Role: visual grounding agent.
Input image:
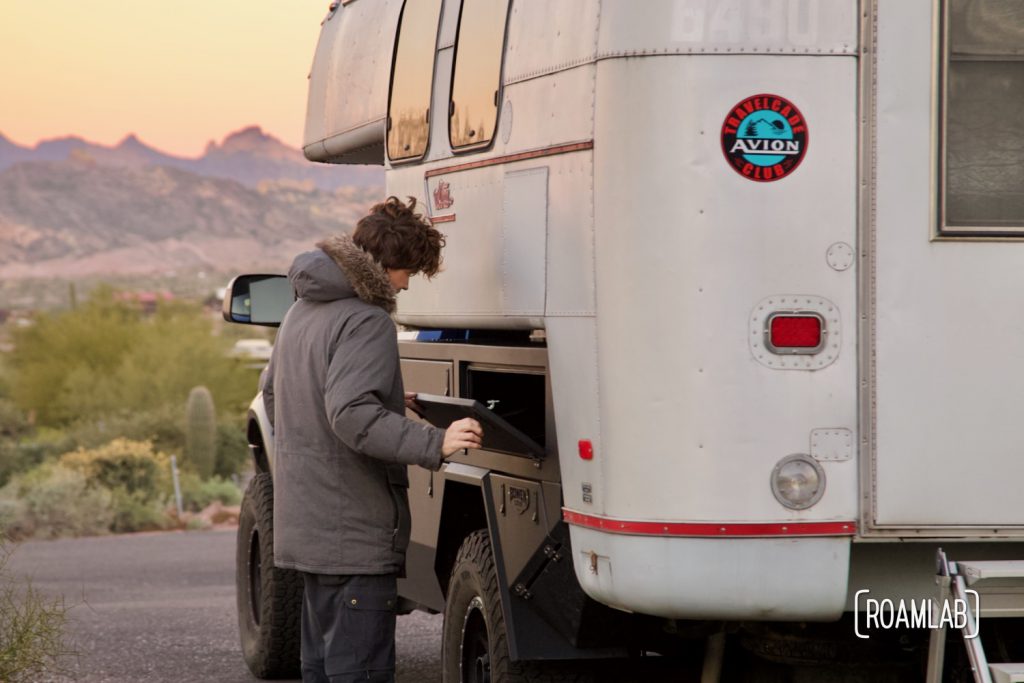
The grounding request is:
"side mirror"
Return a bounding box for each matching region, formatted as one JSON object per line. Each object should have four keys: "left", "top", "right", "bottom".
{"left": 223, "top": 274, "right": 294, "bottom": 327}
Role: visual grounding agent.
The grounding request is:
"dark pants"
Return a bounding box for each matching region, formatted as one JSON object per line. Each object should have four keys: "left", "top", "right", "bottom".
{"left": 300, "top": 572, "right": 398, "bottom": 683}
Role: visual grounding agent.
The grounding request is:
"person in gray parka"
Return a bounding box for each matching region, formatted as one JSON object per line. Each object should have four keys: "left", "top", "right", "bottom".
{"left": 262, "top": 196, "right": 482, "bottom": 683}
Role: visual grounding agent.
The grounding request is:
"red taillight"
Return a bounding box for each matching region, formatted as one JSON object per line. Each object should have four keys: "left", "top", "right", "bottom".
{"left": 578, "top": 439, "right": 594, "bottom": 460}
{"left": 769, "top": 315, "right": 822, "bottom": 349}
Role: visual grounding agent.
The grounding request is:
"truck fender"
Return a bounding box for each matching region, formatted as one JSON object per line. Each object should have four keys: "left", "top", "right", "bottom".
{"left": 246, "top": 391, "right": 273, "bottom": 475}
{"left": 434, "top": 463, "right": 627, "bottom": 661}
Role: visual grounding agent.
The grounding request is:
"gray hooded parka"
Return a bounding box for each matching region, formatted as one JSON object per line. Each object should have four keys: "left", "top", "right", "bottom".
{"left": 263, "top": 234, "right": 445, "bottom": 575}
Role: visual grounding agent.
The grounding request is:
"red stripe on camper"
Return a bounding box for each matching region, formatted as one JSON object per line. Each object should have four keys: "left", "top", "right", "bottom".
{"left": 562, "top": 509, "right": 856, "bottom": 537}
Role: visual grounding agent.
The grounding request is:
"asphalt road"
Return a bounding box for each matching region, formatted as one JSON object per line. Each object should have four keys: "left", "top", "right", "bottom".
{"left": 7, "top": 529, "right": 698, "bottom": 682}
{"left": 5, "top": 529, "right": 443, "bottom": 683}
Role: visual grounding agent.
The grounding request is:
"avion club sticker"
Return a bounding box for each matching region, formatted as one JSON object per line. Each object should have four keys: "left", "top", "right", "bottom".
{"left": 721, "top": 94, "right": 808, "bottom": 182}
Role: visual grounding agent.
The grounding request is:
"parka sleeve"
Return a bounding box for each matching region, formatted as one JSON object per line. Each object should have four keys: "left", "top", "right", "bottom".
{"left": 324, "top": 311, "right": 445, "bottom": 470}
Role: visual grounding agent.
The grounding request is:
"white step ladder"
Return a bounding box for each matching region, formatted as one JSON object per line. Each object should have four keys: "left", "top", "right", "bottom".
{"left": 927, "top": 549, "right": 1024, "bottom": 683}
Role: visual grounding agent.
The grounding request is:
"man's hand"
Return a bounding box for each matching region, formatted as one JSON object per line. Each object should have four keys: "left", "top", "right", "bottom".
{"left": 404, "top": 392, "right": 419, "bottom": 411}
{"left": 442, "top": 418, "right": 483, "bottom": 457}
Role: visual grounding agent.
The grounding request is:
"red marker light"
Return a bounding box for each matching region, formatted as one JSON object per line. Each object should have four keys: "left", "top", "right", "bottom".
{"left": 578, "top": 440, "right": 594, "bottom": 461}
{"left": 769, "top": 315, "right": 823, "bottom": 349}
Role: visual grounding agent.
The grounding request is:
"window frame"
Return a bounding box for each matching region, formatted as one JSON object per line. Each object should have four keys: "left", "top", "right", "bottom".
{"left": 447, "top": 0, "right": 513, "bottom": 155}
{"left": 386, "top": 0, "right": 444, "bottom": 166}
{"left": 938, "top": 0, "right": 1024, "bottom": 237}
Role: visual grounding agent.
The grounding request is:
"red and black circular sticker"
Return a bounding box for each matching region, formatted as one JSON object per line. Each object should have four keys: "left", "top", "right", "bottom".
{"left": 721, "top": 94, "right": 808, "bottom": 182}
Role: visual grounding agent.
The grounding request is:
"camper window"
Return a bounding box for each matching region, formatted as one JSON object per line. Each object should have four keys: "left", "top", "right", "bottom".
{"left": 387, "top": 0, "right": 442, "bottom": 163}
{"left": 941, "top": 0, "right": 1024, "bottom": 234}
{"left": 449, "top": 0, "right": 510, "bottom": 152}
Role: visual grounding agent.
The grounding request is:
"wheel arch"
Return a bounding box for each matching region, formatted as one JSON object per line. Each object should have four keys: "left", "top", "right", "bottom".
{"left": 434, "top": 478, "right": 491, "bottom": 598}
{"left": 246, "top": 392, "right": 273, "bottom": 475}
{"left": 246, "top": 416, "right": 270, "bottom": 475}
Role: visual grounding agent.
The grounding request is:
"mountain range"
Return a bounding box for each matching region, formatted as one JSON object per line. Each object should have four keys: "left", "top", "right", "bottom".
{"left": 0, "top": 126, "right": 383, "bottom": 191}
{"left": 0, "top": 128, "right": 386, "bottom": 303}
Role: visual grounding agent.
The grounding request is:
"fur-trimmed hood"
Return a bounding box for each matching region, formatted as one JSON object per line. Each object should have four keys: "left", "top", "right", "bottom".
{"left": 287, "top": 233, "right": 396, "bottom": 314}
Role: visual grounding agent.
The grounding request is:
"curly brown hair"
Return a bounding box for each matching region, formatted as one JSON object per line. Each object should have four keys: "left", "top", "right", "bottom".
{"left": 352, "top": 196, "right": 446, "bottom": 278}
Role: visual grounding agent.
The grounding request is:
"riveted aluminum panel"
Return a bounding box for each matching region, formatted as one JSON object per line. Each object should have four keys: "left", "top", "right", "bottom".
{"left": 545, "top": 151, "right": 596, "bottom": 317}
{"left": 503, "top": 0, "right": 599, "bottom": 84}
{"left": 546, "top": 317, "right": 604, "bottom": 514}
{"left": 597, "top": 0, "right": 858, "bottom": 56}
{"left": 497, "top": 65, "right": 597, "bottom": 156}
{"left": 811, "top": 428, "right": 853, "bottom": 462}
{"left": 388, "top": 44, "right": 595, "bottom": 329}
{"left": 592, "top": 54, "right": 858, "bottom": 523}
{"left": 303, "top": 0, "right": 404, "bottom": 163}
{"left": 392, "top": 149, "right": 591, "bottom": 329}
{"left": 501, "top": 167, "right": 548, "bottom": 316}
{"left": 394, "top": 165, "right": 511, "bottom": 322}
{"left": 870, "top": 0, "right": 1024, "bottom": 528}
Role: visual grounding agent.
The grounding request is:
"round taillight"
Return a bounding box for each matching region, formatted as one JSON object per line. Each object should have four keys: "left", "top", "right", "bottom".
{"left": 771, "top": 454, "right": 825, "bottom": 510}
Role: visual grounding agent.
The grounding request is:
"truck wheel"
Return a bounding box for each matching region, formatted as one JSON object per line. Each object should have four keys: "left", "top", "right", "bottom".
{"left": 442, "top": 530, "right": 593, "bottom": 683}
{"left": 236, "top": 473, "right": 302, "bottom": 679}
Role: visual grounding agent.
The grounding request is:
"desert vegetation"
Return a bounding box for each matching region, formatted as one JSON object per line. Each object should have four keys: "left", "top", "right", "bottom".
{"left": 0, "top": 287, "right": 262, "bottom": 539}
{"left": 0, "top": 538, "right": 74, "bottom": 681}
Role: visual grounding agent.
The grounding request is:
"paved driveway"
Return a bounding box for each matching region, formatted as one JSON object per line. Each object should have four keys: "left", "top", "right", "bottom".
{"left": 5, "top": 529, "right": 442, "bottom": 682}
{"left": 7, "top": 528, "right": 700, "bottom": 682}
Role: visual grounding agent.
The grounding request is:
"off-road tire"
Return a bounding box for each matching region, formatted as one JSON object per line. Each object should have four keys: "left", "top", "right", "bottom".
{"left": 236, "top": 473, "right": 302, "bottom": 679}
{"left": 442, "top": 529, "right": 594, "bottom": 683}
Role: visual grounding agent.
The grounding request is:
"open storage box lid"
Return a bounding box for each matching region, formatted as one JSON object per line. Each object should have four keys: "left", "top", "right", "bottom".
{"left": 410, "top": 394, "right": 546, "bottom": 460}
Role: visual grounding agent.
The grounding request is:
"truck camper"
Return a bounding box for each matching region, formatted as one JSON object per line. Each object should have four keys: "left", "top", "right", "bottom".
{"left": 224, "top": 1, "right": 1024, "bottom": 681}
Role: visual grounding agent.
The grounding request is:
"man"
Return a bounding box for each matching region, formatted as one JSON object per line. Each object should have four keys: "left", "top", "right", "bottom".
{"left": 263, "top": 196, "right": 482, "bottom": 683}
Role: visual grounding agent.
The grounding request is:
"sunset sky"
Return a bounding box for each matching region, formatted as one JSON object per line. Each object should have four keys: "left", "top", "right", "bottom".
{"left": 0, "top": 1, "right": 331, "bottom": 157}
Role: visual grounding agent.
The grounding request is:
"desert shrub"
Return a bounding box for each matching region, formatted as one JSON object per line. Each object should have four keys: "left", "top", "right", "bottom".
{"left": 8, "top": 288, "right": 138, "bottom": 426}
{"left": 0, "top": 439, "right": 179, "bottom": 538}
{"left": 0, "top": 441, "right": 53, "bottom": 490}
{"left": 61, "top": 405, "right": 185, "bottom": 457}
{"left": 60, "top": 439, "right": 170, "bottom": 496}
{"left": 60, "top": 439, "right": 171, "bottom": 533}
{"left": 0, "top": 540, "right": 74, "bottom": 681}
{"left": 0, "top": 464, "right": 113, "bottom": 540}
{"left": 0, "top": 399, "right": 29, "bottom": 439}
{"left": 214, "top": 418, "right": 250, "bottom": 478}
{"left": 178, "top": 473, "right": 242, "bottom": 512}
{"left": 9, "top": 291, "right": 255, "bottom": 429}
{"left": 0, "top": 408, "right": 188, "bottom": 490}
{"left": 105, "top": 493, "right": 168, "bottom": 534}
{"left": 3, "top": 427, "right": 76, "bottom": 468}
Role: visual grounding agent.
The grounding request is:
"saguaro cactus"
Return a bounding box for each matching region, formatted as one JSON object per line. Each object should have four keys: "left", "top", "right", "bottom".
{"left": 185, "top": 386, "right": 217, "bottom": 480}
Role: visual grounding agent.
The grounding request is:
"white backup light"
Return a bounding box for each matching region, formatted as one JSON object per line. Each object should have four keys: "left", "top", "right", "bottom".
{"left": 771, "top": 454, "right": 825, "bottom": 510}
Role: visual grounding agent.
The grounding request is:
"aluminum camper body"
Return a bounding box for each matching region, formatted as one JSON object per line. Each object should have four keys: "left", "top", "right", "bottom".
{"left": 257, "top": 0, "right": 1024, "bottom": 670}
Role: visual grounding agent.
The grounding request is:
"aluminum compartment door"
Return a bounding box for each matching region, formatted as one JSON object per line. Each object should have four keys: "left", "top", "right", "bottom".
{"left": 870, "top": 0, "right": 1024, "bottom": 527}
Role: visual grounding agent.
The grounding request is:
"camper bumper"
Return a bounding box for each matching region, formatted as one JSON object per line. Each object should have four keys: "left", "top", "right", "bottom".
{"left": 565, "top": 515, "right": 853, "bottom": 621}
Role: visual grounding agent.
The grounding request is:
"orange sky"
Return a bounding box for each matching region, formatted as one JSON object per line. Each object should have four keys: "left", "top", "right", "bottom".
{"left": 0, "top": 1, "right": 331, "bottom": 157}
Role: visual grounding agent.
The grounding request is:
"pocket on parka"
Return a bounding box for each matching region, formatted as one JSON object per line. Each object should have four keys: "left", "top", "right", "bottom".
{"left": 388, "top": 484, "right": 411, "bottom": 553}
